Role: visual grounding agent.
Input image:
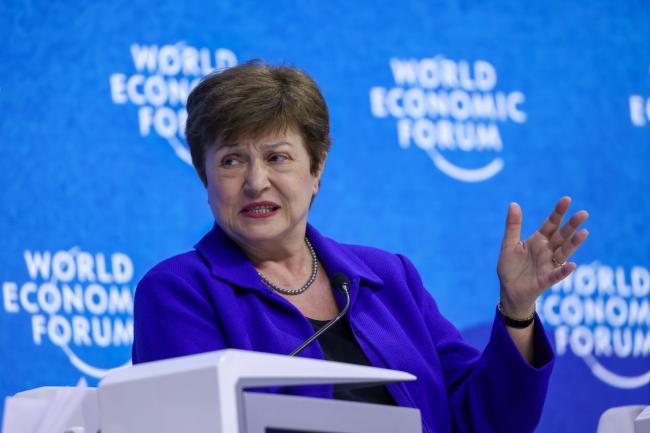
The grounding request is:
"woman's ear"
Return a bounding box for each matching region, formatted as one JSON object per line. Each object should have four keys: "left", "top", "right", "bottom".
{"left": 313, "top": 158, "right": 326, "bottom": 194}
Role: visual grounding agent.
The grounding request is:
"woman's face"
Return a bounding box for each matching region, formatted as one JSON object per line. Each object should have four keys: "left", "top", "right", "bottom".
{"left": 205, "top": 129, "right": 323, "bottom": 250}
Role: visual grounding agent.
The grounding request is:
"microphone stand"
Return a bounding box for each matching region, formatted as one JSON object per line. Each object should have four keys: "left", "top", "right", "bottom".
{"left": 289, "top": 276, "right": 350, "bottom": 357}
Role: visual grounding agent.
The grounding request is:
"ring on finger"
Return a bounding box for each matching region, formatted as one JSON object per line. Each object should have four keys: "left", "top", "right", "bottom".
{"left": 551, "top": 256, "right": 566, "bottom": 267}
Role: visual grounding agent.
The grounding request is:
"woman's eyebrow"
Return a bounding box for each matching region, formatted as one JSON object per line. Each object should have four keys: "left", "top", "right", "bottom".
{"left": 262, "top": 142, "right": 293, "bottom": 149}
{"left": 215, "top": 141, "right": 293, "bottom": 153}
{"left": 215, "top": 142, "right": 240, "bottom": 152}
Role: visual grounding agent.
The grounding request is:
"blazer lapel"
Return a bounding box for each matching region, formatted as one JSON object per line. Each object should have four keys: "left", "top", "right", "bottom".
{"left": 194, "top": 223, "right": 268, "bottom": 293}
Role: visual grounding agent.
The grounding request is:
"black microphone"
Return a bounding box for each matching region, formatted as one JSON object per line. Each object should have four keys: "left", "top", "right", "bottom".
{"left": 289, "top": 273, "right": 351, "bottom": 357}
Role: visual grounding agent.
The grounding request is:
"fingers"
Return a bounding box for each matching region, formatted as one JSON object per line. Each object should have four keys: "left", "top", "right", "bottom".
{"left": 548, "top": 261, "right": 577, "bottom": 286}
{"left": 501, "top": 202, "right": 522, "bottom": 248}
{"left": 538, "top": 196, "right": 572, "bottom": 238}
{"left": 549, "top": 210, "right": 590, "bottom": 250}
{"left": 552, "top": 229, "right": 589, "bottom": 265}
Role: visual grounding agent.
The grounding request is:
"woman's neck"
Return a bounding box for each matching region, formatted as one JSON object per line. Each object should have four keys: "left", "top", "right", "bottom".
{"left": 234, "top": 229, "right": 313, "bottom": 285}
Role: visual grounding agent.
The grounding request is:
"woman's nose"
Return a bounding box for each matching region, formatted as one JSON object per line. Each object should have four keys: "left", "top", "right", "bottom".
{"left": 243, "top": 161, "right": 270, "bottom": 196}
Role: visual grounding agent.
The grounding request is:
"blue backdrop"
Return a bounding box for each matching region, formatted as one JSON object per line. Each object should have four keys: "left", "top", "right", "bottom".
{"left": 1, "top": 1, "right": 649, "bottom": 431}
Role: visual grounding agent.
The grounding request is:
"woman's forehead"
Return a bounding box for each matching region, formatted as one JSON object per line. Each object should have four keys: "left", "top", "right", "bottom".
{"left": 215, "top": 129, "right": 304, "bottom": 152}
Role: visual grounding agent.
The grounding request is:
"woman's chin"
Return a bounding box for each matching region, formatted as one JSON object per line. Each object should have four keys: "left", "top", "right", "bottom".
{"left": 231, "top": 219, "right": 307, "bottom": 246}
{"left": 231, "top": 223, "right": 285, "bottom": 243}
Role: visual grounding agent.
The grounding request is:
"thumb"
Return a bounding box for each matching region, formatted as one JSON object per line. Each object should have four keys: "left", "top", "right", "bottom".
{"left": 501, "top": 202, "right": 522, "bottom": 249}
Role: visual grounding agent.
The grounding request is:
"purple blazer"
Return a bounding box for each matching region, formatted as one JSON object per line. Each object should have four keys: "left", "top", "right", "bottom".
{"left": 132, "top": 223, "right": 554, "bottom": 433}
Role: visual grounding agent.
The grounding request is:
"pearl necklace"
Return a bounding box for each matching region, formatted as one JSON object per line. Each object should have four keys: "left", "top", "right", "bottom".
{"left": 257, "top": 237, "right": 318, "bottom": 296}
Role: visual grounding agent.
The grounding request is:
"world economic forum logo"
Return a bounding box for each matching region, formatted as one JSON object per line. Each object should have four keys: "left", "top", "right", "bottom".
{"left": 370, "top": 56, "right": 526, "bottom": 183}
{"left": 109, "top": 42, "right": 238, "bottom": 165}
{"left": 1, "top": 248, "right": 135, "bottom": 378}
{"left": 537, "top": 262, "right": 650, "bottom": 389}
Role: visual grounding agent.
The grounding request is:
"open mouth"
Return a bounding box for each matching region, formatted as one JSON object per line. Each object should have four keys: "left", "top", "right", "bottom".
{"left": 244, "top": 205, "right": 279, "bottom": 214}
{"left": 241, "top": 202, "right": 281, "bottom": 217}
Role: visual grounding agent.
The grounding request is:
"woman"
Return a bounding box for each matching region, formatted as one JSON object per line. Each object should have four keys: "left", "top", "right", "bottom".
{"left": 132, "top": 61, "right": 589, "bottom": 433}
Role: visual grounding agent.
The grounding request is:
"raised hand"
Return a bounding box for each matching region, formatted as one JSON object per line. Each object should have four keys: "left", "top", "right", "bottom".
{"left": 497, "top": 197, "right": 589, "bottom": 319}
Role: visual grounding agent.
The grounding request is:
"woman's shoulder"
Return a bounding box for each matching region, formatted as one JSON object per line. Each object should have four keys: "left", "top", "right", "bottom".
{"left": 347, "top": 243, "right": 420, "bottom": 280}
{"left": 327, "top": 237, "right": 415, "bottom": 282}
{"left": 309, "top": 226, "right": 413, "bottom": 279}
{"left": 139, "top": 249, "right": 211, "bottom": 287}
{"left": 343, "top": 242, "right": 402, "bottom": 264}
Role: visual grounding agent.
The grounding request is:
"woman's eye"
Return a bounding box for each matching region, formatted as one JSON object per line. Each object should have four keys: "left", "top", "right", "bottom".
{"left": 268, "top": 153, "right": 289, "bottom": 163}
{"left": 220, "top": 156, "right": 241, "bottom": 167}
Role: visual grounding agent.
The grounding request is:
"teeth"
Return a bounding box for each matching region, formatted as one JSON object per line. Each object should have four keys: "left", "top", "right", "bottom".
{"left": 248, "top": 206, "right": 275, "bottom": 214}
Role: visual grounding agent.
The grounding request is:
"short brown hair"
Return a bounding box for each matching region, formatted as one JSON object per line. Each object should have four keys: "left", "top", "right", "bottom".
{"left": 185, "top": 60, "right": 331, "bottom": 185}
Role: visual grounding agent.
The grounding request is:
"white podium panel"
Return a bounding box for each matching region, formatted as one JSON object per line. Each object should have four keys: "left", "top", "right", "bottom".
{"left": 243, "top": 391, "right": 421, "bottom": 433}
{"left": 98, "top": 349, "right": 421, "bottom": 433}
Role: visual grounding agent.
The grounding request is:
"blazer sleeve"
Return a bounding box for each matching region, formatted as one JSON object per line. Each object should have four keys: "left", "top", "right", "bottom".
{"left": 132, "top": 270, "right": 227, "bottom": 364}
{"left": 398, "top": 254, "right": 554, "bottom": 433}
